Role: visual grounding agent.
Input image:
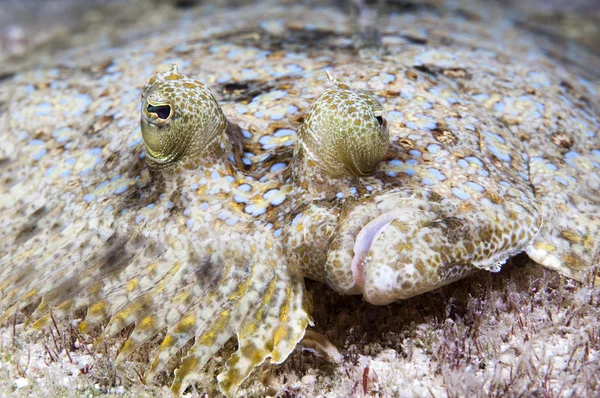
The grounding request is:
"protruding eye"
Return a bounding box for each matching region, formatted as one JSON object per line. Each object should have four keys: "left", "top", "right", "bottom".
{"left": 147, "top": 104, "right": 171, "bottom": 120}
{"left": 376, "top": 116, "right": 384, "bottom": 126}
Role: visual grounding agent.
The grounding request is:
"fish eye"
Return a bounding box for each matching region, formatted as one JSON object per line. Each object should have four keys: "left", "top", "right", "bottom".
{"left": 376, "top": 116, "right": 384, "bottom": 126}
{"left": 147, "top": 104, "right": 171, "bottom": 120}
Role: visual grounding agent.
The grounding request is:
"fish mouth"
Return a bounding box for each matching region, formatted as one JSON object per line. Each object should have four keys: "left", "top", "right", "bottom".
{"left": 351, "top": 209, "right": 416, "bottom": 296}
{"left": 349, "top": 204, "right": 440, "bottom": 305}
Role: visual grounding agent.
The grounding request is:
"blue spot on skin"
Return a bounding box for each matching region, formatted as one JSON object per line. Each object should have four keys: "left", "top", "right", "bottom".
{"left": 242, "top": 130, "right": 252, "bottom": 139}
{"left": 285, "top": 64, "right": 303, "bottom": 74}
{"left": 104, "top": 206, "right": 113, "bottom": 215}
{"left": 111, "top": 174, "right": 121, "bottom": 182}
{"left": 68, "top": 94, "right": 92, "bottom": 117}
{"left": 465, "top": 156, "right": 484, "bottom": 167}
{"left": 269, "top": 90, "right": 288, "bottom": 100}
{"left": 457, "top": 159, "right": 469, "bottom": 168}
{"left": 402, "top": 169, "right": 415, "bottom": 176}
{"left": 486, "top": 143, "right": 511, "bottom": 162}
{"left": 473, "top": 93, "right": 489, "bottom": 101}
{"left": 219, "top": 211, "right": 229, "bottom": 220}
{"left": 88, "top": 147, "right": 102, "bottom": 156}
{"left": 273, "top": 228, "right": 283, "bottom": 237}
{"left": 83, "top": 193, "right": 95, "bottom": 203}
{"left": 493, "top": 101, "right": 505, "bottom": 113}
{"left": 35, "top": 103, "right": 53, "bottom": 116}
{"left": 254, "top": 111, "right": 264, "bottom": 118}
{"left": 128, "top": 137, "right": 142, "bottom": 149}
{"left": 136, "top": 215, "right": 144, "bottom": 224}
{"left": 545, "top": 163, "right": 558, "bottom": 171}
{"left": 227, "top": 49, "right": 243, "bottom": 58}
{"left": 292, "top": 213, "right": 303, "bottom": 225}
{"left": 32, "top": 149, "right": 47, "bottom": 160}
{"left": 415, "top": 114, "right": 437, "bottom": 130}
{"left": 409, "top": 150, "right": 422, "bottom": 158}
{"left": 593, "top": 150, "right": 600, "bottom": 157}
{"left": 483, "top": 131, "right": 506, "bottom": 143}
{"left": 336, "top": 192, "right": 345, "bottom": 199}
{"left": 97, "top": 180, "right": 109, "bottom": 190}
{"left": 287, "top": 105, "right": 298, "bottom": 114}
{"left": 65, "top": 158, "right": 76, "bottom": 165}
{"left": 146, "top": 204, "right": 155, "bottom": 209}
{"left": 44, "top": 166, "right": 56, "bottom": 177}
{"left": 420, "top": 102, "right": 432, "bottom": 110}
{"left": 499, "top": 181, "right": 511, "bottom": 188}
{"left": 452, "top": 187, "right": 471, "bottom": 200}
{"left": 241, "top": 69, "right": 258, "bottom": 80}
{"left": 29, "top": 139, "right": 45, "bottom": 146}
{"left": 270, "top": 195, "right": 286, "bottom": 206}
{"left": 274, "top": 129, "right": 295, "bottom": 137}
{"left": 406, "top": 159, "right": 418, "bottom": 165}
{"left": 270, "top": 163, "right": 286, "bottom": 172}
{"left": 59, "top": 170, "right": 71, "bottom": 178}
{"left": 51, "top": 127, "right": 72, "bottom": 143}
{"left": 400, "top": 88, "right": 413, "bottom": 100}
{"left": 465, "top": 181, "right": 485, "bottom": 192}
{"left": 387, "top": 111, "right": 403, "bottom": 122}
{"left": 422, "top": 178, "right": 434, "bottom": 185}
{"left": 245, "top": 204, "right": 266, "bottom": 216}
{"left": 167, "top": 201, "right": 174, "bottom": 209}
{"left": 80, "top": 167, "right": 93, "bottom": 176}
{"left": 554, "top": 176, "right": 569, "bottom": 186}
{"left": 225, "top": 176, "right": 235, "bottom": 183}
{"left": 235, "top": 105, "right": 249, "bottom": 114}
{"left": 238, "top": 184, "right": 251, "bottom": 192}
{"left": 263, "top": 189, "right": 279, "bottom": 199}
{"left": 386, "top": 171, "right": 398, "bottom": 177}
{"left": 114, "top": 185, "right": 129, "bottom": 194}
{"left": 199, "top": 202, "right": 209, "bottom": 211}
{"left": 564, "top": 151, "right": 580, "bottom": 168}
{"left": 217, "top": 74, "right": 231, "bottom": 83}
{"left": 234, "top": 194, "right": 249, "bottom": 203}
{"left": 381, "top": 73, "right": 395, "bottom": 83}
{"left": 478, "top": 169, "right": 490, "bottom": 177}
{"left": 25, "top": 84, "right": 36, "bottom": 93}
{"left": 211, "top": 171, "right": 220, "bottom": 180}
{"left": 428, "top": 168, "right": 447, "bottom": 181}
{"left": 389, "top": 159, "right": 402, "bottom": 166}
{"left": 269, "top": 113, "right": 284, "bottom": 121}
{"left": 427, "top": 144, "right": 441, "bottom": 154}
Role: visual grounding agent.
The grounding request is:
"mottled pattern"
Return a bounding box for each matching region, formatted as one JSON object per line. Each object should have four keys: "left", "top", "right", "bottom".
{"left": 0, "top": 0, "right": 599, "bottom": 396}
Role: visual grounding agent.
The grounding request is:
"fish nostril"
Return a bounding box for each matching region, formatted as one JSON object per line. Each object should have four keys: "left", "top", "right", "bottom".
{"left": 376, "top": 116, "right": 384, "bottom": 126}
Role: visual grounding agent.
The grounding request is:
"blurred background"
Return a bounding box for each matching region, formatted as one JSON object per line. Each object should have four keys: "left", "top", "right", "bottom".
{"left": 0, "top": 0, "right": 599, "bottom": 75}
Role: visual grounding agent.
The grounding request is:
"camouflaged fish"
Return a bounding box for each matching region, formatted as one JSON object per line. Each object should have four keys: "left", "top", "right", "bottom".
{"left": 1, "top": 0, "right": 599, "bottom": 396}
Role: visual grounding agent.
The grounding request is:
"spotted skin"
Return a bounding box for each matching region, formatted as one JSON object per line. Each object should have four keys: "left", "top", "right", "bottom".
{"left": 1, "top": 1, "right": 600, "bottom": 396}
{"left": 0, "top": 65, "right": 310, "bottom": 397}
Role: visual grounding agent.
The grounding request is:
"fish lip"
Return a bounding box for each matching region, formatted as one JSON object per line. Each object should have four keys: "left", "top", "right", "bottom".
{"left": 351, "top": 209, "right": 407, "bottom": 291}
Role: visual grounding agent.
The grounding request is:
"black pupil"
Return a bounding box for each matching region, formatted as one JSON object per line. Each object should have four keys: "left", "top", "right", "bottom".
{"left": 147, "top": 104, "right": 171, "bottom": 119}
{"left": 376, "top": 116, "right": 384, "bottom": 126}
